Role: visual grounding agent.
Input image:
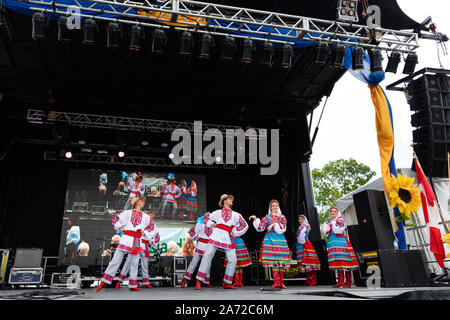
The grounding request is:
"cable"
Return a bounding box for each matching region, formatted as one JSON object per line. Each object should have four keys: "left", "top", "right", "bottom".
{"left": 310, "top": 96, "right": 329, "bottom": 148}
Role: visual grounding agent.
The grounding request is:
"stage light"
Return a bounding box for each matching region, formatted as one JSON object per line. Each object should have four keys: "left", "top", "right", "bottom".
{"left": 32, "top": 12, "right": 47, "bottom": 40}
{"left": 199, "top": 33, "right": 215, "bottom": 59}
{"left": 369, "top": 49, "right": 383, "bottom": 72}
{"left": 403, "top": 52, "right": 418, "bottom": 75}
{"left": 151, "top": 28, "right": 167, "bottom": 54}
{"left": 169, "top": 153, "right": 175, "bottom": 159}
{"left": 57, "top": 16, "right": 72, "bottom": 43}
{"left": 241, "top": 38, "right": 255, "bottom": 64}
{"left": 82, "top": 18, "right": 97, "bottom": 46}
{"left": 118, "top": 151, "right": 125, "bottom": 158}
{"left": 65, "top": 151, "right": 73, "bottom": 159}
{"left": 352, "top": 47, "right": 365, "bottom": 70}
{"left": 161, "top": 142, "right": 169, "bottom": 148}
{"left": 313, "top": 42, "right": 329, "bottom": 65}
{"left": 260, "top": 41, "right": 275, "bottom": 67}
{"left": 331, "top": 43, "right": 346, "bottom": 69}
{"left": 281, "top": 44, "right": 294, "bottom": 69}
{"left": 385, "top": 51, "right": 401, "bottom": 74}
{"left": 215, "top": 156, "right": 222, "bottom": 162}
{"left": 129, "top": 24, "right": 145, "bottom": 51}
{"left": 221, "top": 36, "right": 236, "bottom": 62}
{"left": 78, "top": 139, "right": 86, "bottom": 145}
{"left": 337, "top": 0, "right": 359, "bottom": 23}
{"left": 179, "top": 30, "right": 193, "bottom": 57}
{"left": 106, "top": 21, "right": 122, "bottom": 49}
{"left": 141, "top": 141, "right": 149, "bottom": 146}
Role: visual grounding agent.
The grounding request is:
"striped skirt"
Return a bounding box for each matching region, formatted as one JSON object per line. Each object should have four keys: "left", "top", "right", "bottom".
{"left": 296, "top": 240, "right": 321, "bottom": 272}
{"left": 327, "top": 234, "right": 359, "bottom": 271}
{"left": 259, "top": 231, "right": 293, "bottom": 269}
{"left": 177, "top": 195, "right": 187, "bottom": 209}
{"left": 224, "top": 237, "right": 252, "bottom": 268}
{"left": 186, "top": 195, "right": 197, "bottom": 211}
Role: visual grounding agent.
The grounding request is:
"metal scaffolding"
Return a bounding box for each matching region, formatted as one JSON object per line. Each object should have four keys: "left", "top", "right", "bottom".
{"left": 43, "top": 151, "right": 237, "bottom": 168}
{"left": 25, "top": 0, "right": 420, "bottom": 53}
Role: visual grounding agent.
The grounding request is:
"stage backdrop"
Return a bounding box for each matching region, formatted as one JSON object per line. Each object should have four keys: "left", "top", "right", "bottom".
{"left": 57, "top": 168, "right": 206, "bottom": 266}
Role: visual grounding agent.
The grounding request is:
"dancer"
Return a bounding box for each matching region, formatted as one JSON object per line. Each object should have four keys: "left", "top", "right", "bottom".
{"left": 160, "top": 175, "right": 182, "bottom": 220}
{"left": 195, "top": 194, "right": 248, "bottom": 290}
{"left": 180, "top": 212, "right": 213, "bottom": 288}
{"left": 177, "top": 179, "right": 188, "bottom": 220}
{"left": 115, "top": 214, "right": 160, "bottom": 289}
{"left": 96, "top": 196, "right": 154, "bottom": 292}
{"left": 249, "top": 199, "right": 292, "bottom": 289}
{"left": 224, "top": 235, "right": 252, "bottom": 288}
{"left": 124, "top": 172, "right": 145, "bottom": 210}
{"left": 320, "top": 206, "right": 359, "bottom": 288}
{"left": 296, "top": 215, "right": 321, "bottom": 286}
{"left": 185, "top": 180, "right": 198, "bottom": 221}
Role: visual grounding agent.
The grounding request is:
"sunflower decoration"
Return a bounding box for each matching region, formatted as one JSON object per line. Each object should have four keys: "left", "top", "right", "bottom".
{"left": 443, "top": 234, "right": 450, "bottom": 259}
{"left": 388, "top": 173, "right": 421, "bottom": 223}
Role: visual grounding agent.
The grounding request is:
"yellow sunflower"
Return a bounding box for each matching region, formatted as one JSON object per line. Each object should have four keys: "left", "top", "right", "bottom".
{"left": 443, "top": 233, "right": 450, "bottom": 249}
{"left": 388, "top": 174, "right": 421, "bottom": 221}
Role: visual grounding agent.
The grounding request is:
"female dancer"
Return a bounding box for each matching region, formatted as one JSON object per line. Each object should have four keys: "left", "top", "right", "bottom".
{"left": 296, "top": 215, "right": 321, "bottom": 286}
{"left": 320, "top": 206, "right": 359, "bottom": 288}
{"left": 249, "top": 199, "right": 292, "bottom": 289}
{"left": 96, "top": 196, "right": 154, "bottom": 292}
{"left": 185, "top": 180, "right": 198, "bottom": 221}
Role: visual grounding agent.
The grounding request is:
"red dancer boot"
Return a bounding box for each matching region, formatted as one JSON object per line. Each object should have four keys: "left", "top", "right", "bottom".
{"left": 180, "top": 278, "right": 187, "bottom": 288}
{"left": 144, "top": 284, "right": 152, "bottom": 288}
{"left": 223, "top": 282, "right": 236, "bottom": 289}
{"left": 270, "top": 269, "right": 279, "bottom": 289}
{"left": 238, "top": 272, "right": 244, "bottom": 287}
{"left": 96, "top": 281, "right": 107, "bottom": 292}
{"left": 195, "top": 279, "right": 202, "bottom": 290}
{"left": 188, "top": 212, "right": 195, "bottom": 221}
{"left": 279, "top": 270, "right": 287, "bottom": 289}
{"left": 129, "top": 287, "right": 140, "bottom": 291}
{"left": 233, "top": 272, "right": 240, "bottom": 287}
{"left": 304, "top": 272, "right": 311, "bottom": 286}
{"left": 333, "top": 271, "right": 345, "bottom": 288}
{"left": 115, "top": 281, "right": 122, "bottom": 289}
{"left": 309, "top": 271, "right": 317, "bottom": 286}
{"left": 345, "top": 271, "right": 352, "bottom": 288}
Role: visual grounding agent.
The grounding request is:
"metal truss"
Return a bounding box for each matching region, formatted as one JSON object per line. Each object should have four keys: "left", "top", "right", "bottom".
{"left": 43, "top": 151, "right": 237, "bottom": 169}
{"left": 26, "top": 108, "right": 244, "bottom": 133}
{"left": 25, "top": 0, "right": 420, "bottom": 53}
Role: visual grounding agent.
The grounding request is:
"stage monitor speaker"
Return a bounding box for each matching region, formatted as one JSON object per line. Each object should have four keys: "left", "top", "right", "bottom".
{"left": 378, "top": 249, "right": 431, "bottom": 287}
{"left": 408, "top": 72, "right": 450, "bottom": 177}
{"left": 353, "top": 190, "right": 395, "bottom": 252}
{"left": 13, "top": 248, "right": 43, "bottom": 268}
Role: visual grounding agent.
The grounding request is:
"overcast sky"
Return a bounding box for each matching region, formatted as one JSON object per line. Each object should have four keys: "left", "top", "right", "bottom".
{"left": 308, "top": 0, "right": 450, "bottom": 180}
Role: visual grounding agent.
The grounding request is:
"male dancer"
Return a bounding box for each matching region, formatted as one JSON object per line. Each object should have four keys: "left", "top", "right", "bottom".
{"left": 180, "top": 212, "right": 212, "bottom": 288}
{"left": 195, "top": 194, "right": 248, "bottom": 290}
{"left": 124, "top": 172, "right": 145, "bottom": 210}
{"left": 160, "top": 175, "right": 182, "bottom": 219}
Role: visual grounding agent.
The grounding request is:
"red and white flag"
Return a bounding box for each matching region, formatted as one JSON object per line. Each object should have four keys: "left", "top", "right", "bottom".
{"left": 414, "top": 156, "right": 446, "bottom": 269}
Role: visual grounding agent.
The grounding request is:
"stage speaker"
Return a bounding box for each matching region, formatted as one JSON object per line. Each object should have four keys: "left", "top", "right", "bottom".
{"left": 346, "top": 225, "right": 363, "bottom": 253}
{"left": 408, "top": 71, "right": 450, "bottom": 177}
{"left": 13, "top": 248, "right": 43, "bottom": 268}
{"left": 353, "top": 190, "right": 395, "bottom": 252}
{"left": 378, "top": 249, "right": 431, "bottom": 287}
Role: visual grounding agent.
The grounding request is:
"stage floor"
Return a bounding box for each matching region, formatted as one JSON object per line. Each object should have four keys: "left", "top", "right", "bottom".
{"left": 1, "top": 285, "right": 450, "bottom": 300}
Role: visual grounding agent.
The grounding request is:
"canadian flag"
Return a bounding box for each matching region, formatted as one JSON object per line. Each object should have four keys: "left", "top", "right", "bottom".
{"left": 414, "top": 156, "right": 446, "bottom": 269}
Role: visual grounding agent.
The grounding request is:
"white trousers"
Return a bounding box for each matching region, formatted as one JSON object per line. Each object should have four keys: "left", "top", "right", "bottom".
{"left": 196, "top": 244, "right": 237, "bottom": 284}
{"left": 101, "top": 249, "right": 140, "bottom": 288}
{"left": 118, "top": 251, "right": 150, "bottom": 285}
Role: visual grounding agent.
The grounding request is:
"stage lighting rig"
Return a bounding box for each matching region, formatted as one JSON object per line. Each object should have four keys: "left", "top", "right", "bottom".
{"left": 331, "top": 43, "right": 346, "bottom": 69}
{"left": 369, "top": 49, "right": 383, "bottom": 72}
{"left": 199, "top": 33, "right": 215, "bottom": 59}
{"left": 129, "top": 24, "right": 145, "bottom": 51}
{"left": 57, "top": 16, "right": 72, "bottom": 43}
{"left": 32, "top": 12, "right": 47, "bottom": 40}
{"left": 281, "top": 44, "right": 294, "bottom": 69}
{"left": 220, "top": 36, "right": 236, "bottom": 62}
{"left": 82, "top": 18, "right": 97, "bottom": 46}
{"left": 352, "top": 47, "right": 365, "bottom": 70}
{"left": 337, "top": 0, "right": 359, "bottom": 23}
{"left": 403, "top": 52, "right": 419, "bottom": 75}
{"left": 313, "top": 42, "right": 329, "bottom": 65}
{"left": 52, "top": 126, "right": 69, "bottom": 145}
{"left": 151, "top": 28, "right": 167, "bottom": 54}
{"left": 179, "top": 30, "right": 193, "bottom": 57}
{"left": 260, "top": 41, "right": 275, "bottom": 67}
{"left": 241, "top": 38, "right": 255, "bottom": 64}
{"left": 385, "top": 51, "right": 402, "bottom": 74}
{"left": 106, "top": 22, "right": 122, "bottom": 49}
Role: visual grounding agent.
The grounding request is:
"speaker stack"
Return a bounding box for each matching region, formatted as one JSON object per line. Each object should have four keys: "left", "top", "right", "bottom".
{"left": 408, "top": 71, "right": 450, "bottom": 177}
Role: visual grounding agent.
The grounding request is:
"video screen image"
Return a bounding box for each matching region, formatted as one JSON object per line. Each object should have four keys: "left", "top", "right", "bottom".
{"left": 58, "top": 169, "right": 207, "bottom": 267}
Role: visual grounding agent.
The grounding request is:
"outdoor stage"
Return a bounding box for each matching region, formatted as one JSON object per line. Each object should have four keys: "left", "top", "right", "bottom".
{"left": 1, "top": 285, "right": 450, "bottom": 300}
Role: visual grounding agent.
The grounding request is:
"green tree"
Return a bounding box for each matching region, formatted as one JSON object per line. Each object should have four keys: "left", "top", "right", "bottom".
{"left": 312, "top": 158, "right": 376, "bottom": 226}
